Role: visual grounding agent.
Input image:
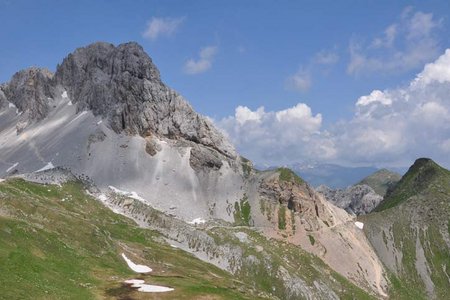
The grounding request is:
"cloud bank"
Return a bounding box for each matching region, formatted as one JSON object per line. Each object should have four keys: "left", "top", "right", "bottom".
{"left": 218, "top": 48, "right": 450, "bottom": 167}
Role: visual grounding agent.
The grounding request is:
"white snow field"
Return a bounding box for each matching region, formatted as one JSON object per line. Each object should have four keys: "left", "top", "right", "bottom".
{"left": 35, "top": 162, "right": 55, "bottom": 173}
{"left": 124, "top": 279, "right": 174, "bottom": 293}
{"left": 188, "top": 217, "right": 206, "bottom": 225}
{"left": 354, "top": 221, "right": 364, "bottom": 229}
{"left": 121, "top": 253, "right": 152, "bottom": 273}
{"left": 6, "top": 162, "right": 18, "bottom": 173}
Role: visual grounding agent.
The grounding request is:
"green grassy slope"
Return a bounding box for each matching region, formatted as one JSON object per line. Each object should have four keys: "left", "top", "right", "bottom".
{"left": 362, "top": 158, "right": 450, "bottom": 299}
{"left": 375, "top": 158, "right": 449, "bottom": 211}
{"left": 0, "top": 178, "right": 375, "bottom": 299}
{"left": 0, "top": 179, "right": 264, "bottom": 300}
{"left": 357, "top": 168, "right": 401, "bottom": 197}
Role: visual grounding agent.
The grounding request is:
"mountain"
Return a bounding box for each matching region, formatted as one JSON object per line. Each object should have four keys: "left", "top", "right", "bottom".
{"left": 0, "top": 42, "right": 384, "bottom": 299}
{"left": 316, "top": 168, "right": 402, "bottom": 215}
{"left": 358, "top": 168, "right": 401, "bottom": 197}
{"left": 361, "top": 158, "right": 450, "bottom": 299}
{"left": 316, "top": 184, "right": 383, "bottom": 215}
{"left": 288, "top": 163, "right": 379, "bottom": 188}
{"left": 3, "top": 42, "right": 445, "bottom": 300}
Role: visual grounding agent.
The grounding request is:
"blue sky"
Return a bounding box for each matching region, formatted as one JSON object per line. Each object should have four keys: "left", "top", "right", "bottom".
{"left": 1, "top": 0, "right": 450, "bottom": 168}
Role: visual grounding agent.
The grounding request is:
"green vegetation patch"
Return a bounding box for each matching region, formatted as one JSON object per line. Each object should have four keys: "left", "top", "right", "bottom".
{"left": 234, "top": 195, "right": 252, "bottom": 226}
{"left": 278, "top": 205, "right": 286, "bottom": 230}
{"left": 277, "top": 167, "right": 304, "bottom": 185}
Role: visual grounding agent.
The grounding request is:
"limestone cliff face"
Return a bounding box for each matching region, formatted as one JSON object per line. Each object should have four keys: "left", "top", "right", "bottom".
{"left": 0, "top": 41, "right": 240, "bottom": 223}
{"left": 54, "top": 42, "right": 235, "bottom": 158}
{"left": 257, "top": 171, "right": 336, "bottom": 231}
{"left": 2, "top": 67, "right": 54, "bottom": 121}
{"left": 1, "top": 42, "right": 234, "bottom": 158}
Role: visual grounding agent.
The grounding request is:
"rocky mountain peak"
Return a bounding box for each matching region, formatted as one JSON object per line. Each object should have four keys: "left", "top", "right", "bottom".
{"left": 0, "top": 42, "right": 235, "bottom": 158}
{"left": 55, "top": 41, "right": 161, "bottom": 89}
{"left": 2, "top": 67, "right": 54, "bottom": 121}
{"left": 54, "top": 41, "right": 235, "bottom": 157}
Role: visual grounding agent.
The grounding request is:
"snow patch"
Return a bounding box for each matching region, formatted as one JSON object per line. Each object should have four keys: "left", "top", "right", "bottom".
{"left": 35, "top": 162, "right": 55, "bottom": 173}
{"left": 124, "top": 279, "right": 174, "bottom": 293}
{"left": 97, "top": 120, "right": 102, "bottom": 125}
{"left": 121, "top": 253, "right": 152, "bottom": 273}
{"left": 98, "top": 194, "right": 108, "bottom": 201}
{"left": 124, "top": 279, "right": 145, "bottom": 285}
{"left": 8, "top": 102, "right": 16, "bottom": 109}
{"left": 67, "top": 111, "right": 88, "bottom": 126}
{"left": 62, "top": 91, "right": 68, "bottom": 99}
{"left": 67, "top": 101, "right": 73, "bottom": 106}
{"left": 188, "top": 218, "right": 206, "bottom": 225}
{"left": 136, "top": 284, "right": 174, "bottom": 293}
{"left": 355, "top": 221, "right": 364, "bottom": 230}
{"left": 6, "top": 162, "right": 19, "bottom": 173}
{"left": 109, "top": 186, "right": 146, "bottom": 202}
{"left": 0, "top": 179, "right": 5, "bottom": 183}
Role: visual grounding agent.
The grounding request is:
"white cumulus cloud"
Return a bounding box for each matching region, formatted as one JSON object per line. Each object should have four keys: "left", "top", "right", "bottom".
{"left": 184, "top": 46, "right": 217, "bottom": 75}
{"left": 219, "top": 48, "right": 450, "bottom": 168}
{"left": 143, "top": 17, "right": 184, "bottom": 41}
{"left": 218, "top": 103, "right": 331, "bottom": 165}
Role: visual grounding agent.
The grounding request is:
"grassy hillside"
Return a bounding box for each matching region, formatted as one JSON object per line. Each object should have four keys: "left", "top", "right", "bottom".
{"left": 361, "top": 158, "right": 450, "bottom": 299}
{"left": 0, "top": 179, "right": 265, "bottom": 300}
{"left": 357, "top": 168, "right": 401, "bottom": 197}
{"left": 375, "top": 158, "right": 448, "bottom": 211}
{"left": 0, "top": 178, "right": 374, "bottom": 299}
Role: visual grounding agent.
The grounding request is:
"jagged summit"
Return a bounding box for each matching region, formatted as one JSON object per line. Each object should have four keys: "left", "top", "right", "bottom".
{"left": 1, "top": 41, "right": 235, "bottom": 157}
{"left": 1, "top": 67, "right": 54, "bottom": 121}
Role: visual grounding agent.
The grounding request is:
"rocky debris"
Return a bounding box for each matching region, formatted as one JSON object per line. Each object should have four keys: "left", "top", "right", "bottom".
{"left": 316, "top": 184, "right": 382, "bottom": 215}
{"left": 2, "top": 67, "right": 54, "bottom": 121}
{"left": 53, "top": 42, "right": 236, "bottom": 158}
{"left": 13, "top": 167, "right": 78, "bottom": 186}
{"left": 189, "top": 143, "right": 223, "bottom": 172}
{"left": 144, "top": 135, "right": 162, "bottom": 156}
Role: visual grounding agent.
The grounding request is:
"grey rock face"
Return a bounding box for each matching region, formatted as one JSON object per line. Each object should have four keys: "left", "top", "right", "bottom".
{"left": 54, "top": 42, "right": 235, "bottom": 158}
{"left": 316, "top": 184, "right": 383, "bottom": 215}
{"left": 2, "top": 67, "right": 54, "bottom": 120}
{"left": 0, "top": 84, "right": 7, "bottom": 109}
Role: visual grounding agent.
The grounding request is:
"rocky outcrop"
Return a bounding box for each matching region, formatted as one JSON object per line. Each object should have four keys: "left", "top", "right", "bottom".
{"left": 0, "top": 84, "right": 7, "bottom": 109}
{"left": 316, "top": 184, "right": 383, "bottom": 215}
{"left": 2, "top": 67, "right": 54, "bottom": 121}
{"left": 54, "top": 42, "right": 235, "bottom": 158}
{"left": 259, "top": 171, "right": 335, "bottom": 230}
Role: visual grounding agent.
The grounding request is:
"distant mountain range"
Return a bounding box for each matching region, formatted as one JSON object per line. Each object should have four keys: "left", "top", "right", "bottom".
{"left": 258, "top": 162, "right": 405, "bottom": 189}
